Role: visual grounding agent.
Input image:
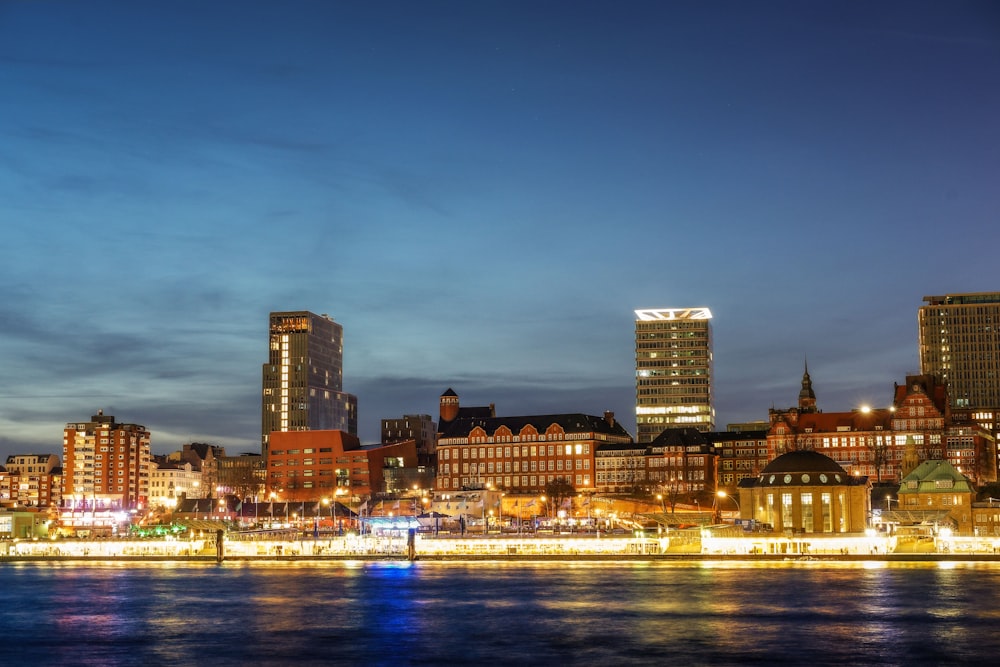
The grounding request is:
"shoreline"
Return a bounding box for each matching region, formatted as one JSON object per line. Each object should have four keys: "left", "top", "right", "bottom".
{"left": 4, "top": 552, "right": 1000, "bottom": 564}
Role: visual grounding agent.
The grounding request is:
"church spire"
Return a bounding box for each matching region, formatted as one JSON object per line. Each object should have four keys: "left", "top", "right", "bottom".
{"left": 798, "top": 357, "right": 817, "bottom": 412}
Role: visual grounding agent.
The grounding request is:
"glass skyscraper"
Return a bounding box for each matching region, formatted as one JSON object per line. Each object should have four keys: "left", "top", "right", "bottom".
{"left": 635, "top": 307, "right": 715, "bottom": 442}
{"left": 261, "top": 311, "right": 358, "bottom": 457}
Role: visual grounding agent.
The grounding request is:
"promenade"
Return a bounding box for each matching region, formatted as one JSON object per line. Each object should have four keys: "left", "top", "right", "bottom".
{"left": 3, "top": 530, "right": 1000, "bottom": 563}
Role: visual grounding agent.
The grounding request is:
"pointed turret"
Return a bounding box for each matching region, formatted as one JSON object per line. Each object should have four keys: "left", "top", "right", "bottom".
{"left": 798, "top": 358, "right": 817, "bottom": 413}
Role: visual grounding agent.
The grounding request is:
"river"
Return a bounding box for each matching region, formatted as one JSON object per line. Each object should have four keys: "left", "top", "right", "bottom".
{"left": 1, "top": 560, "right": 997, "bottom": 665}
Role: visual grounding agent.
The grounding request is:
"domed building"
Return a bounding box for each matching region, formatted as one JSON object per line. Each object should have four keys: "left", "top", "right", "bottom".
{"left": 738, "top": 450, "right": 871, "bottom": 534}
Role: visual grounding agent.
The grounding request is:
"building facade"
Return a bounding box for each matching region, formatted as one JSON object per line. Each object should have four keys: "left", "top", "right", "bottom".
{"left": 149, "top": 460, "right": 202, "bottom": 508}
{"left": 738, "top": 450, "right": 871, "bottom": 534}
{"left": 1, "top": 454, "right": 61, "bottom": 508}
{"left": 167, "top": 442, "right": 225, "bottom": 499}
{"left": 709, "top": 430, "right": 770, "bottom": 494}
{"left": 436, "top": 408, "right": 633, "bottom": 495}
{"left": 62, "top": 411, "right": 151, "bottom": 510}
{"left": 897, "top": 459, "right": 976, "bottom": 535}
{"left": 381, "top": 414, "right": 437, "bottom": 467}
{"left": 635, "top": 307, "right": 714, "bottom": 442}
{"left": 267, "top": 430, "right": 418, "bottom": 501}
{"left": 261, "top": 311, "right": 358, "bottom": 457}
{"left": 919, "top": 292, "right": 1000, "bottom": 412}
{"left": 768, "top": 373, "right": 997, "bottom": 486}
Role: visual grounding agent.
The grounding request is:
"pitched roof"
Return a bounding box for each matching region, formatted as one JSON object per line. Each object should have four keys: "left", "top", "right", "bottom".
{"left": 898, "top": 459, "right": 973, "bottom": 494}
{"left": 439, "top": 413, "right": 633, "bottom": 441}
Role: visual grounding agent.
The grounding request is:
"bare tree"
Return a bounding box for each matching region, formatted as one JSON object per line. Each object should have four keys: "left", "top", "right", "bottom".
{"left": 867, "top": 436, "right": 890, "bottom": 484}
{"left": 544, "top": 477, "right": 576, "bottom": 515}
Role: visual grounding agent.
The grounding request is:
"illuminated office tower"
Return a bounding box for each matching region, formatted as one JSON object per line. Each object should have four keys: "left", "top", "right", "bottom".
{"left": 261, "top": 311, "right": 358, "bottom": 457}
{"left": 919, "top": 292, "right": 1000, "bottom": 412}
{"left": 635, "top": 307, "right": 714, "bottom": 442}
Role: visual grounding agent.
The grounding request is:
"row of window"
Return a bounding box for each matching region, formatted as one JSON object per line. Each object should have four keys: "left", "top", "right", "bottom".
{"left": 439, "top": 458, "right": 591, "bottom": 475}
{"left": 438, "top": 474, "right": 592, "bottom": 489}
{"left": 441, "top": 444, "right": 590, "bottom": 460}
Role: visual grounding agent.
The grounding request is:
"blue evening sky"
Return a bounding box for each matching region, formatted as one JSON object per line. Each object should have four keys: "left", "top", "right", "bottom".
{"left": 2, "top": 1, "right": 998, "bottom": 458}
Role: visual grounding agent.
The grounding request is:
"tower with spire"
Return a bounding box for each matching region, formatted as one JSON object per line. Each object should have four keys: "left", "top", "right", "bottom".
{"left": 798, "top": 358, "right": 818, "bottom": 413}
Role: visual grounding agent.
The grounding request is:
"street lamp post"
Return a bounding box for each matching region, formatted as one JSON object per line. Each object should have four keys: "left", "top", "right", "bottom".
{"left": 716, "top": 490, "right": 740, "bottom": 520}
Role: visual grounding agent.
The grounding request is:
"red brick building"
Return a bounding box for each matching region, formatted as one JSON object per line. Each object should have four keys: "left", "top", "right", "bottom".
{"left": 267, "top": 430, "right": 417, "bottom": 501}
{"left": 768, "top": 372, "right": 997, "bottom": 486}
{"left": 434, "top": 389, "right": 632, "bottom": 494}
{"left": 62, "top": 411, "right": 151, "bottom": 510}
{"left": 709, "top": 430, "right": 770, "bottom": 494}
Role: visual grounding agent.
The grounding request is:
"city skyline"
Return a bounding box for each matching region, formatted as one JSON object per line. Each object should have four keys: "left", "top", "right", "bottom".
{"left": 3, "top": 2, "right": 999, "bottom": 458}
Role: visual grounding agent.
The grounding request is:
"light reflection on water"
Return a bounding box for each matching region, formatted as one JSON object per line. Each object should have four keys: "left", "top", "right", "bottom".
{"left": 1, "top": 560, "right": 999, "bottom": 666}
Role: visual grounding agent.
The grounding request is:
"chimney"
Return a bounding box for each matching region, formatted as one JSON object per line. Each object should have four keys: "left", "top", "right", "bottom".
{"left": 604, "top": 411, "right": 615, "bottom": 426}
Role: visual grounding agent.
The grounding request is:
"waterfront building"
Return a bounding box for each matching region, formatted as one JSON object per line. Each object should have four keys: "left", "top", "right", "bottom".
{"left": 149, "top": 460, "right": 202, "bottom": 509}
{"left": 971, "top": 500, "right": 1000, "bottom": 538}
{"left": 435, "top": 392, "right": 632, "bottom": 494}
{"left": 768, "top": 372, "right": 997, "bottom": 486}
{"left": 261, "top": 311, "right": 358, "bottom": 458}
{"left": 1, "top": 454, "right": 61, "bottom": 508}
{"left": 167, "top": 442, "right": 224, "bottom": 499}
{"left": 895, "top": 459, "right": 976, "bottom": 535}
{"left": 382, "top": 414, "right": 437, "bottom": 467}
{"left": 738, "top": 450, "right": 871, "bottom": 534}
{"left": 594, "top": 441, "right": 648, "bottom": 494}
{"left": 635, "top": 307, "right": 714, "bottom": 442}
{"left": 62, "top": 410, "right": 151, "bottom": 510}
{"left": 708, "top": 430, "right": 770, "bottom": 495}
{"left": 267, "top": 430, "right": 417, "bottom": 501}
{"left": 647, "top": 428, "right": 718, "bottom": 501}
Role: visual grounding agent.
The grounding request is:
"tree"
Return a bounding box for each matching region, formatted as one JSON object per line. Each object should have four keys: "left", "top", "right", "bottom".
{"left": 544, "top": 477, "right": 576, "bottom": 516}
{"left": 867, "top": 435, "right": 890, "bottom": 484}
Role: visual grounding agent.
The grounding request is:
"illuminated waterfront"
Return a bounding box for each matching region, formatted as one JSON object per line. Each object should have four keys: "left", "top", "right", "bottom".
{"left": 2, "top": 560, "right": 999, "bottom": 666}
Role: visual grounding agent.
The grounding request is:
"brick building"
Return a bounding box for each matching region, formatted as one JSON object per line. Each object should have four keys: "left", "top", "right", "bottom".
{"left": 768, "top": 372, "right": 996, "bottom": 487}
{"left": 62, "top": 410, "right": 151, "bottom": 510}
{"left": 267, "top": 430, "right": 417, "bottom": 501}
{"left": 434, "top": 389, "right": 632, "bottom": 494}
{"left": 707, "top": 430, "right": 769, "bottom": 495}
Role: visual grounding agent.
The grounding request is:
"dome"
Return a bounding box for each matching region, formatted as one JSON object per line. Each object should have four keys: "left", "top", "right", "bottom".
{"left": 762, "top": 450, "right": 846, "bottom": 475}
{"left": 753, "top": 450, "right": 856, "bottom": 488}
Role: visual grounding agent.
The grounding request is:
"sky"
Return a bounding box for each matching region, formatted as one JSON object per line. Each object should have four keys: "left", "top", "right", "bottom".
{"left": 2, "top": 1, "right": 998, "bottom": 459}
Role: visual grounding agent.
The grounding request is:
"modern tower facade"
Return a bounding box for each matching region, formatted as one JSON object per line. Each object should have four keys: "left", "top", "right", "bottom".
{"left": 635, "top": 307, "right": 714, "bottom": 442}
{"left": 919, "top": 293, "right": 1000, "bottom": 410}
{"left": 261, "top": 311, "right": 358, "bottom": 457}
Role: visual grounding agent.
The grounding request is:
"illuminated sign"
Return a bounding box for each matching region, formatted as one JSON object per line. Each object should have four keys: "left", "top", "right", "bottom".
{"left": 635, "top": 308, "right": 712, "bottom": 321}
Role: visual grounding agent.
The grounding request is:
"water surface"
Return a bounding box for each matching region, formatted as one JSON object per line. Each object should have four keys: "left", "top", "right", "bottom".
{"left": 1, "top": 560, "right": 996, "bottom": 666}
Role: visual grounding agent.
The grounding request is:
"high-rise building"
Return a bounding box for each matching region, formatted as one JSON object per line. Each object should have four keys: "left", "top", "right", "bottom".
{"left": 635, "top": 307, "right": 714, "bottom": 442}
{"left": 919, "top": 292, "right": 1000, "bottom": 411}
{"left": 62, "top": 410, "right": 151, "bottom": 509}
{"left": 261, "top": 311, "right": 358, "bottom": 457}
